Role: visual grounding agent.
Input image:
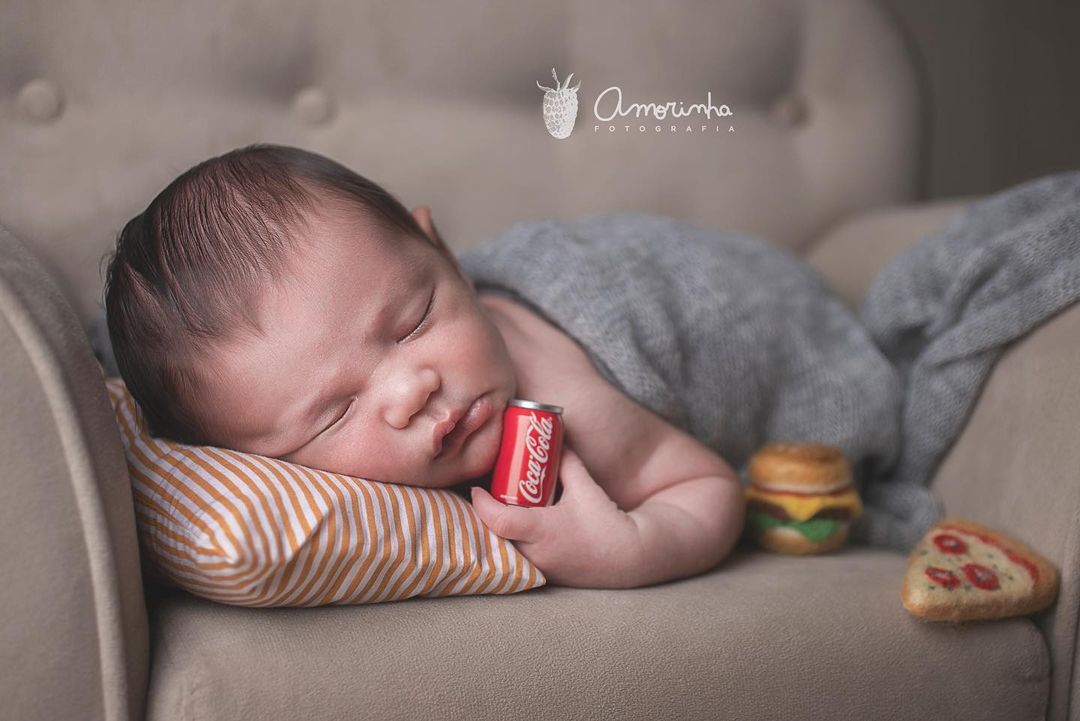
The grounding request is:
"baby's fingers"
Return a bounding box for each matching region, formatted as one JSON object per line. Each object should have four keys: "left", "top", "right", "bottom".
{"left": 556, "top": 447, "right": 608, "bottom": 505}
{"left": 470, "top": 486, "right": 546, "bottom": 542}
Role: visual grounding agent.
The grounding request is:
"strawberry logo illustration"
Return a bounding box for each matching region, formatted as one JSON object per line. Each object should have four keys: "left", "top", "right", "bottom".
{"left": 536, "top": 67, "right": 581, "bottom": 140}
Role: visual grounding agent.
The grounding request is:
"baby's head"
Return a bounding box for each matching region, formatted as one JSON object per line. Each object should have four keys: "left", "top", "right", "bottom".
{"left": 104, "top": 144, "right": 517, "bottom": 488}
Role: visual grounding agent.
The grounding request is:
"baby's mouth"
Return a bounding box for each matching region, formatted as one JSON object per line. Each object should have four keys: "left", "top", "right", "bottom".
{"left": 437, "top": 425, "right": 456, "bottom": 455}
{"left": 433, "top": 394, "right": 494, "bottom": 461}
{"left": 436, "top": 417, "right": 468, "bottom": 459}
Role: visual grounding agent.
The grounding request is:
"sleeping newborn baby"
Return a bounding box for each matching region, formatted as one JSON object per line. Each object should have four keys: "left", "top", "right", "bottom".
{"left": 103, "top": 143, "right": 746, "bottom": 590}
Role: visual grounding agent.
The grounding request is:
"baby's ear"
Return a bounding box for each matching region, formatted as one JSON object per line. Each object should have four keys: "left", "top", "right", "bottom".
{"left": 412, "top": 206, "right": 471, "bottom": 286}
{"left": 411, "top": 206, "right": 439, "bottom": 242}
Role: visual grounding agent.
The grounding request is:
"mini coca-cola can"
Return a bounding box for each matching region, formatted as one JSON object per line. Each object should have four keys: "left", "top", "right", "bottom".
{"left": 490, "top": 399, "right": 564, "bottom": 507}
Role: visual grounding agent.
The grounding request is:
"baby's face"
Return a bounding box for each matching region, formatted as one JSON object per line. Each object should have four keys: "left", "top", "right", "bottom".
{"left": 196, "top": 203, "right": 517, "bottom": 488}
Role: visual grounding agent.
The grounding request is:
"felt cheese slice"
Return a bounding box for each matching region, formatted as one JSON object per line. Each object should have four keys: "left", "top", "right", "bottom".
{"left": 901, "top": 517, "right": 1060, "bottom": 623}
{"left": 744, "top": 485, "right": 862, "bottom": 522}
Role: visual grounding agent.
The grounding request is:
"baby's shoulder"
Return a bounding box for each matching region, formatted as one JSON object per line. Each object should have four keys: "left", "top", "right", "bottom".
{"left": 478, "top": 289, "right": 599, "bottom": 388}
{"left": 479, "top": 289, "right": 703, "bottom": 509}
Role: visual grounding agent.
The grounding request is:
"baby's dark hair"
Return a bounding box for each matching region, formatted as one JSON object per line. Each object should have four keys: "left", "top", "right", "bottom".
{"left": 102, "top": 143, "right": 426, "bottom": 445}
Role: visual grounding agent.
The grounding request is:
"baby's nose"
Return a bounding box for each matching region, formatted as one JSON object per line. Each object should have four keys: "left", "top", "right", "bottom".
{"left": 380, "top": 368, "right": 442, "bottom": 429}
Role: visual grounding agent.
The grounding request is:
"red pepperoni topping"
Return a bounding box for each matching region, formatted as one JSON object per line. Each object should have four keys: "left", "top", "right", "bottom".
{"left": 937, "top": 524, "right": 1041, "bottom": 584}
{"left": 933, "top": 533, "right": 968, "bottom": 555}
{"left": 1003, "top": 548, "right": 1041, "bottom": 585}
{"left": 962, "top": 563, "right": 1000, "bottom": 591}
{"left": 925, "top": 566, "right": 960, "bottom": 589}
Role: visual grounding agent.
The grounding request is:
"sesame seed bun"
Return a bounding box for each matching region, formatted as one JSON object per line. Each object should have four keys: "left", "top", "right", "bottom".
{"left": 748, "top": 442, "right": 852, "bottom": 494}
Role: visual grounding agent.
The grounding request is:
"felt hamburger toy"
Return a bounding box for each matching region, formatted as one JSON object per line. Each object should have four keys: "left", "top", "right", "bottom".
{"left": 744, "top": 442, "right": 863, "bottom": 554}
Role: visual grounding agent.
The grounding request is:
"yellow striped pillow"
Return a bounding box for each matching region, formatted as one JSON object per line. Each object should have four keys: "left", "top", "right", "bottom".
{"left": 104, "top": 377, "right": 545, "bottom": 606}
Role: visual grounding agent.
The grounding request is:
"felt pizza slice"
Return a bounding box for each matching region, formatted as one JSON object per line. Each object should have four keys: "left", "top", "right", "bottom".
{"left": 901, "top": 517, "right": 1059, "bottom": 623}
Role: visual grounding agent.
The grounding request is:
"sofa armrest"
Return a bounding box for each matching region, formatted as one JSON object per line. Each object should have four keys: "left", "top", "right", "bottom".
{"left": 804, "top": 198, "right": 977, "bottom": 311}
{"left": 807, "top": 200, "right": 1079, "bottom": 721}
{"left": 0, "top": 224, "right": 148, "bottom": 721}
{"left": 930, "top": 300, "right": 1080, "bottom": 721}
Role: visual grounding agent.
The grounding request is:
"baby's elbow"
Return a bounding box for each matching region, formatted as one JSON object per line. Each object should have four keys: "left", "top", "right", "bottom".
{"left": 703, "top": 474, "right": 746, "bottom": 568}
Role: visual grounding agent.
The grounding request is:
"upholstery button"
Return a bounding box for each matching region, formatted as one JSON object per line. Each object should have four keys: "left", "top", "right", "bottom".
{"left": 770, "top": 94, "right": 808, "bottom": 126}
{"left": 15, "top": 78, "right": 64, "bottom": 123}
{"left": 292, "top": 86, "right": 335, "bottom": 125}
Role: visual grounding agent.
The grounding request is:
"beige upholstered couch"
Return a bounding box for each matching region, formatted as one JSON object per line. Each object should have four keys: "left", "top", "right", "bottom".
{"left": 1, "top": 1, "right": 1076, "bottom": 719}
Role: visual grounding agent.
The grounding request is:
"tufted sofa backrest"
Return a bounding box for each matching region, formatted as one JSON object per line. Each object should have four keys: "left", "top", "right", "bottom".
{"left": 0, "top": 0, "right": 919, "bottom": 327}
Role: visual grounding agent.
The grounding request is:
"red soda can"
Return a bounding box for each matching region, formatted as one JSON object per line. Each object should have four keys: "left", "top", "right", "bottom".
{"left": 490, "top": 399, "right": 564, "bottom": 507}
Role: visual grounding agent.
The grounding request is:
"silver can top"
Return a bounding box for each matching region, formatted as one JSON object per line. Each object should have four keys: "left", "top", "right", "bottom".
{"left": 508, "top": 398, "right": 564, "bottom": 414}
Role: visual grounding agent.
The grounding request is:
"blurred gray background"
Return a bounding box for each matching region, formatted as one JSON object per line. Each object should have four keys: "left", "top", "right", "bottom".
{"left": 883, "top": 0, "right": 1080, "bottom": 198}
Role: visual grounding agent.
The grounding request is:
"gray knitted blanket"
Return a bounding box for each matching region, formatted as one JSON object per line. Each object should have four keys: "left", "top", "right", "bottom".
{"left": 857, "top": 170, "right": 1080, "bottom": 548}
{"left": 89, "top": 172, "right": 1080, "bottom": 553}
{"left": 456, "top": 170, "right": 1080, "bottom": 553}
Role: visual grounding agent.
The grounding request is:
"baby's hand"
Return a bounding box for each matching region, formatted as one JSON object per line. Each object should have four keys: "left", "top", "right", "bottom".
{"left": 470, "top": 447, "right": 642, "bottom": 588}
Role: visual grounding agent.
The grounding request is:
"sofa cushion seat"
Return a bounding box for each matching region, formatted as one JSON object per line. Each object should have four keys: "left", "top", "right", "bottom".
{"left": 145, "top": 543, "right": 1049, "bottom": 721}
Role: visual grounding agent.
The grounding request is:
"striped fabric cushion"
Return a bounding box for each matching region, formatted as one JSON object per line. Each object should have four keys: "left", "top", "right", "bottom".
{"left": 104, "top": 376, "right": 545, "bottom": 606}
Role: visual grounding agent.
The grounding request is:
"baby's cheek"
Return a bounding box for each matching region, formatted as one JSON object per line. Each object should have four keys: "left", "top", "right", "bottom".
{"left": 448, "top": 314, "right": 497, "bottom": 371}
{"left": 332, "top": 428, "right": 398, "bottom": 480}
{"left": 474, "top": 314, "right": 516, "bottom": 373}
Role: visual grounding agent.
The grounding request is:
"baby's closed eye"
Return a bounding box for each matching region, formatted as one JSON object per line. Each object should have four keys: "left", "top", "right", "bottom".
{"left": 399, "top": 287, "right": 436, "bottom": 343}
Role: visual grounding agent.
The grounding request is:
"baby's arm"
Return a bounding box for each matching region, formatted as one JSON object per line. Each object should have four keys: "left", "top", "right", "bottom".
{"left": 471, "top": 418, "right": 745, "bottom": 589}
{"left": 471, "top": 361, "right": 746, "bottom": 588}
{"left": 471, "top": 449, "right": 743, "bottom": 589}
{"left": 625, "top": 471, "right": 745, "bottom": 587}
{"left": 607, "top": 412, "right": 745, "bottom": 587}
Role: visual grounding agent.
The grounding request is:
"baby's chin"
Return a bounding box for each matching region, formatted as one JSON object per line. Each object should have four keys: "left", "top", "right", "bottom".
{"left": 430, "top": 424, "right": 502, "bottom": 488}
